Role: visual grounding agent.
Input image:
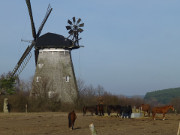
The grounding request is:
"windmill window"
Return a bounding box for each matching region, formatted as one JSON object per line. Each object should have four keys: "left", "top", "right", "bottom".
{"left": 65, "top": 76, "right": 70, "bottom": 82}
{"left": 36, "top": 76, "right": 41, "bottom": 82}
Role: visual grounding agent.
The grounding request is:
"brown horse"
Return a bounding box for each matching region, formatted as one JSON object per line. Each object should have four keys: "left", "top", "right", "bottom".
{"left": 152, "top": 105, "right": 174, "bottom": 120}
{"left": 82, "top": 106, "right": 97, "bottom": 116}
{"left": 141, "top": 104, "right": 151, "bottom": 117}
{"left": 96, "top": 104, "right": 104, "bottom": 116}
{"left": 68, "top": 110, "right": 77, "bottom": 130}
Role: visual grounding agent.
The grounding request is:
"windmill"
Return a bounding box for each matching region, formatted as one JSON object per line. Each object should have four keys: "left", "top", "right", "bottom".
{"left": 11, "top": 0, "right": 84, "bottom": 103}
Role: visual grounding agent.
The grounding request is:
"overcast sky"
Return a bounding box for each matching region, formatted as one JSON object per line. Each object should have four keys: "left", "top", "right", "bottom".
{"left": 0, "top": 0, "right": 180, "bottom": 96}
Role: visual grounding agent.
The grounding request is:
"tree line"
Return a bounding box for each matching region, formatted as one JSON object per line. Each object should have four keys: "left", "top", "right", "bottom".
{"left": 0, "top": 72, "right": 179, "bottom": 113}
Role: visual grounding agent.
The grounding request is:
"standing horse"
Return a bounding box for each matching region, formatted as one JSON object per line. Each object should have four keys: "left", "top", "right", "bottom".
{"left": 121, "top": 105, "right": 132, "bottom": 118}
{"left": 83, "top": 106, "right": 97, "bottom": 116}
{"left": 96, "top": 104, "right": 104, "bottom": 116}
{"left": 68, "top": 110, "right": 77, "bottom": 130}
{"left": 141, "top": 104, "right": 151, "bottom": 117}
{"left": 152, "top": 105, "right": 174, "bottom": 120}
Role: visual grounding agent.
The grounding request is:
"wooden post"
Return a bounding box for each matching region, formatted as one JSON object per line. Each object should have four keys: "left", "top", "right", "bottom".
{"left": 177, "top": 121, "right": 180, "bottom": 135}
{"left": 3, "top": 98, "right": 9, "bottom": 113}
{"left": 25, "top": 104, "right": 28, "bottom": 113}
{"left": 89, "top": 123, "right": 97, "bottom": 135}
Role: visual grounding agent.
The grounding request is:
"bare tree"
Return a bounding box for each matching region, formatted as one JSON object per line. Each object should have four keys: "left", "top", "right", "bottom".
{"left": 31, "top": 77, "right": 58, "bottom": 100}
{"left": 96, "top": 85, "right": 105, "bottom": 96}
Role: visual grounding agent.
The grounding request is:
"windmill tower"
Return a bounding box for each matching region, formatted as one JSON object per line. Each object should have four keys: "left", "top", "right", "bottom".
{"left": 11, "top": 0, "right": 84, "bottom": 103}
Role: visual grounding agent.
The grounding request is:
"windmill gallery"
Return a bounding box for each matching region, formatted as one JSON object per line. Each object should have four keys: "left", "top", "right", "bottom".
{"left": 10, "top": 0, "right": 84, "bottom": 103}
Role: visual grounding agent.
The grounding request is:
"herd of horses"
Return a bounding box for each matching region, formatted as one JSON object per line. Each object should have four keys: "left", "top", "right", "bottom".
{"left": 83, "top": 104, "right": 133, "bottom": 118}
{"left": 83, "top": 104, "right": 175, "bottom": 120}
{"left": 68, "top": 104, "right": 175, "bottom": 130}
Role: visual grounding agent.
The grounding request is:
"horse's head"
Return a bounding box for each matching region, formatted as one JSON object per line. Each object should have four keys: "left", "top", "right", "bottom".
{"left": 169, "top": 105, "right": 175, "bottom": 111}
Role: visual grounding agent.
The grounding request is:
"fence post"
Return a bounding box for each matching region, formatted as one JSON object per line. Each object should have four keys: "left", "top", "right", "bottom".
{"left": 177, "top": 121, "right": 180, "bottom": 135}
{"left": 89, "top": 123, "right": 97, "bottom": 135}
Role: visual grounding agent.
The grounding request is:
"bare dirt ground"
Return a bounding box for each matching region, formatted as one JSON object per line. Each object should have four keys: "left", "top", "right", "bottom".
{"left": 0, "top": 112, "right": 179, "bottom": 135}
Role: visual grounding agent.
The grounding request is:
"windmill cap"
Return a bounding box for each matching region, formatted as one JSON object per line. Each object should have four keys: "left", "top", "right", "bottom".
{"left": 36, "top": 32, "right": 79, "bottom": 49}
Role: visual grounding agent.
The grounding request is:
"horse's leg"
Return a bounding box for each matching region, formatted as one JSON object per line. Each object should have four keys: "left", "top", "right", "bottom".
{"left": 83, "top": 109, "right": 86, "bottom": 116}
{"left": 148, "top": 110, "right": 150, "bottom": 117}
{"left": 162, "top": 113, "right": 165, "bottom": 120}
{"left": 72, "top": 123, "right": 74, "bottom": 130}
{"left": 152, "top": 113, "right": 156, "bottom": 120}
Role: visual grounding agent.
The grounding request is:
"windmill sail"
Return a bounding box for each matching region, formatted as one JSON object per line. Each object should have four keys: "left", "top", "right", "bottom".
{"left": 11, "top": 42, "right": 35, "bottom": 77}
{"left": 11, "top": 0, "right": 52, "bottom": 77}
{"left": 36, "top": 4, "right": 52, "bottom": 38}
{"left": 26, "top": 0, "right": 36, "bottom": 40}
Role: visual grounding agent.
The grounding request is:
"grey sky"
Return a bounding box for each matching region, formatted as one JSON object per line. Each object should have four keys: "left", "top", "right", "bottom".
{"left": 0, "top": 0, "right": 180, "bottom": 96}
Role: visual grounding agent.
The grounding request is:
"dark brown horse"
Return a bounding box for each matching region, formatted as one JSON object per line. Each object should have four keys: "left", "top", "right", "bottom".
{"left": 68, "top": 110, "right": 77, "bottom": 130}
{"left": 96, "top": 104, "right": 104, "bottom": 116}
{"left": 141, "top": 104, "right": 151, "bottom": 117}
{"left": 152, "top": 105, "right": 174, "bottom": 120}
{"left": 107, "top": 105, "right": 122, "bottom": 117}
{"left": 83, "top": 106, "right": 97, "bottom": 116}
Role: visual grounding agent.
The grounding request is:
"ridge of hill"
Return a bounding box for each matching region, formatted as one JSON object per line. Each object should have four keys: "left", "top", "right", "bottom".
{"left": 144, "top": 87, "right": 180, "bottom": 104}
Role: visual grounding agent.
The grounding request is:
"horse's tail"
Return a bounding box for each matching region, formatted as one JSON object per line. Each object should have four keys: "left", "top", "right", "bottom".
{"left": 68, "top": 113, "right": 72, "bottom": 128}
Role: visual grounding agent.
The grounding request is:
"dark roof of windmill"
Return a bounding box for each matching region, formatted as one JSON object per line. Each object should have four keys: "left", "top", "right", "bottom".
{"left": 35, "top": 32, "right": 79, "bottom": 49}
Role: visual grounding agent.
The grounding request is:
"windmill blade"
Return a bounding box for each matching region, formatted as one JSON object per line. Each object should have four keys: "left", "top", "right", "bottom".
{"left": 36, "top": 4, "right": 53, "bottom": 38}
{"left": 68, "top": 30, "right": 74, "bottom": 35}
{"left": 77, "top": 18, "right": 81, "bottom": 24}
{"left": 25, "top": 0, "right": 36, "bottom": 40}
{"left": 66, "top": 26, "right": 71, "bottom": 30}
{"left": 79, "top": 23, "right": 84, "bottom": 27}
{"left": 11, "top": 42, "right": 35, "bottom": 77}
{"left": 73, "top": 17, "right": 76, "bottom": 23}
{"left": 78, "top": 28, "right": 84, "bottom": 33}
{"left": 68, "top": 20, "right": 72, "bottom": 25}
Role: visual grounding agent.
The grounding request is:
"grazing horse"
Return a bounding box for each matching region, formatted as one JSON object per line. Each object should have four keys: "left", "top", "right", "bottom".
{"left": 141, "top": 104, "right": 151, "bottom": 117}
{"left": 96, "top": 104, "right": 104, "bottom": 116}
{"left": 68, "top": 110, "right": 77, "bottom": 130}
{"left": 152, "top": 105, "right": 174, "bottom": 120}
{"left": 83, "top": 106, "right": 97, "bottom": 116}
{"left": 107, "top": 105, "right": 122, "bottom": 117}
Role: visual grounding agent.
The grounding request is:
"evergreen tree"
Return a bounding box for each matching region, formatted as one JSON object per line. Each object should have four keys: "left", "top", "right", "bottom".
{"left": 0, "top": 72, "right": 17, "bottom": 94}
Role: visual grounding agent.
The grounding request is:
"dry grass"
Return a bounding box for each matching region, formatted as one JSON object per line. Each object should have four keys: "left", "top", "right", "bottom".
{"left": 0, "top": 112, "right": 178, "bottom": 135}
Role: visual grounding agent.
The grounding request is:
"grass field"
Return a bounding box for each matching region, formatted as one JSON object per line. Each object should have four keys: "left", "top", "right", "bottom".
{"left": 0, "top": 112, "right": 179, "bottom": 135}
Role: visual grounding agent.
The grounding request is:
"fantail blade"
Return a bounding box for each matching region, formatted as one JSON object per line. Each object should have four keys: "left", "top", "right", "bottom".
{"left": 68, "top": 20, "right": 72, "bottom": 25}
{"left": 79, "top": 23, "right": 84, "bottom": 27}
{"left": 66, "top": 26, "right": 71, "bottom": 30}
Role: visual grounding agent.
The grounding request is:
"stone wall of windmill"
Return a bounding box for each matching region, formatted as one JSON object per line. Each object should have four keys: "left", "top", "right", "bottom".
{"left": 31, "top": 48, "right": 78, "bottom": 103}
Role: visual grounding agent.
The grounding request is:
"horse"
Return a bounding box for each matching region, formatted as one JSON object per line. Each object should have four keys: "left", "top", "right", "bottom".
{"left": 141, "top": 104, "right": 151, "bottom": 117}
{"left": 121, "top": 105, "right": 132, "bottom": 118}
{"left": 107, "top": 105, "right": 122, "bottom": 117}
{"left": 83, "top": 106, "right": 97, "bottom": 116}
{"left": 152, "top": 105, "right": 174, "bottom": 120}
{"left": 68, "top": 110, "right": 77, "bottom": 130}
{"left": 96, "top": 104, "right": 104, "bottom": 116}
